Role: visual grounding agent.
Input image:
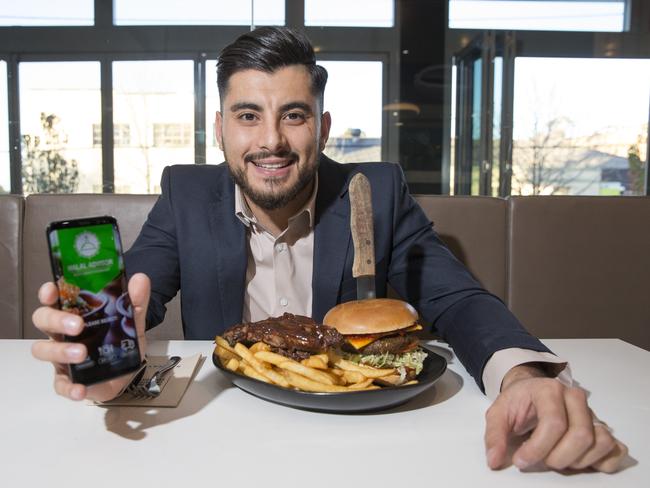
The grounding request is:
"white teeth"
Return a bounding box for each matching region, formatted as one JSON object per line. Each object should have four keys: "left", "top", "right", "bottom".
{"left": 255, "top": 162, "right": 291, "bottom": 169}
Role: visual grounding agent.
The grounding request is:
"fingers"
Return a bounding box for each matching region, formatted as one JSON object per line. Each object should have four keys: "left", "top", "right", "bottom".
{"left": 128, "top": 273, "right": 150, "bottom": 361}
{"left": 33, "top": 281, "right": 84, "bottom": 338}
{"left": 54, "top": 370, "right": 86, "bottom": 401}
{"left": 544, "top": 387, "right": 594, "bottom": 470}
{"left": 33, "top": 278, "right": 148, "bottom": 405}
{"left": 86, "top": 374, "right": 135, "bottom": 403}
{"left": 32, "top": 340, "right": 87, "bottom": 364}
{"left": 484, "top": 402, "right": 511, "bottom": 469}
{"left": 570, "top": 422, "right": 616, "bottom": 470}
{"left": 32, "top": 306, "right": 84, "bottom": 338}
{"left": 34, "top": 281, "right": 87, "bottom": 401}
{"left": 591, "top": 438, "right": 628, "bottom": 473}
{"left": 129, "top": 273, "right": 150, "bottom": 316}
{"left": 38, "top": 282, "right": 59, "bottom": 306}
{"left": 512, "top": 380, "right": 567, "bottom": 469}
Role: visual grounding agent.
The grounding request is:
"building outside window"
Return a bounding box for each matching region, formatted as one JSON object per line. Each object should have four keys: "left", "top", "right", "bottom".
{"left": 1, "top": 0, "right": 648, "bottom": 196}
{"left": 18, "top": 61, "right": 101, "bottom": 194}
{"left": 153, "top": 123, "right": 192, "bottom": 147}
{"left": 92, "top": 124, "right": 131, "bottom": 147}
{"left": 112, "top": 60, "right": 194, "bottom": 194}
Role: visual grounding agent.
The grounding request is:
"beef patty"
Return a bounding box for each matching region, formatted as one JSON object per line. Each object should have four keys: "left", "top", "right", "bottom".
{"left": 358, "top": 334, "right": 420, "bottom": 355}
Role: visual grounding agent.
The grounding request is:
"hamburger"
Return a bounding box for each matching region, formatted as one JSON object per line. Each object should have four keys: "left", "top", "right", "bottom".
{"left": 323, "top": 298, "right": 428, "bottom": 384}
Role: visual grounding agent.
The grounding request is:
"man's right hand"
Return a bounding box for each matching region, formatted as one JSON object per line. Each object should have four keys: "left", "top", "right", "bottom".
{"left": 31, "top": 273, "right": 150, "bottom": 403}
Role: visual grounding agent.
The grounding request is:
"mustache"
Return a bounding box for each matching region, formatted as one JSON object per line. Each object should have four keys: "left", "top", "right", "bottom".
{"left": 244, "top": 150, "right": 299, "bottom": 164}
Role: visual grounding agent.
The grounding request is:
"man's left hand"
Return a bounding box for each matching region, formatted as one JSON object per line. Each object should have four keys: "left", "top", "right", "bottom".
{"left": 484, "top": 364, "right": 628, "bottom": 473}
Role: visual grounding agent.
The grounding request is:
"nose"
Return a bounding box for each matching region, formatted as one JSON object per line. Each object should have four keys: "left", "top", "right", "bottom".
{"left": 259, "top": 119, "right": 286, "bottom": 153}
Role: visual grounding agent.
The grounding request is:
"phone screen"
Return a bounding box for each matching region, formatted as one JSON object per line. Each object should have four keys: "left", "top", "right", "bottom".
{"left": 46, "top": 216, "right": 141, "bottom": 385}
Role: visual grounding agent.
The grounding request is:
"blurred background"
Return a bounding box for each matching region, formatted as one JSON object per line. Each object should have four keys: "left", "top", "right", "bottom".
{"left": 0, "top": 0, "right": 648, "bottom": 196}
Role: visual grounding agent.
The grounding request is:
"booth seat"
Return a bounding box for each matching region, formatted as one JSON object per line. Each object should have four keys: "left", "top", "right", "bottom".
{"left": 1, "top": 193, "right": 647, "bottom": 350}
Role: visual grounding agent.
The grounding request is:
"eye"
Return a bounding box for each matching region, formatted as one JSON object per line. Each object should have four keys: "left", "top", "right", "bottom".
{"left": 284, "top": 112, "right": 306, "bottom": 123}
{"left": 238, "top": 112, "right": 257, "bottom": 122}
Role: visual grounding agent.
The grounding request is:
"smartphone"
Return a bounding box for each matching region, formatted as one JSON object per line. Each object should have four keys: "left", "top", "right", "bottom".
{"left": 46, "top": 216, "right": 141, "bottom": 385}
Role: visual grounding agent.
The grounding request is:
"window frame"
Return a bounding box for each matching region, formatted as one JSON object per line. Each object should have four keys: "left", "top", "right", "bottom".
{"left": 0, "top": 1, "right": 400, "bottom": 194}
{"left": 445, "top": 0, "right": 650, "bottom": 195}
{"left": 2, "top": 1, "right": 648, "bottom": 195}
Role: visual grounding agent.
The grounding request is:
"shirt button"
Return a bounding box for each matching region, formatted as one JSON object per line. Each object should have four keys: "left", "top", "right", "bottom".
{"left": 280, "top": 297, "right": 289, "bottom": 307}
{"left": 277, "top": 243, "right": 287, "bottom": 252}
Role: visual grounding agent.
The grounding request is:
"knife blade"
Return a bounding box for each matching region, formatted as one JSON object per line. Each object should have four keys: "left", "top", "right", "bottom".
{"left": 349, "top": 173, "right": 376, "bottom": 300}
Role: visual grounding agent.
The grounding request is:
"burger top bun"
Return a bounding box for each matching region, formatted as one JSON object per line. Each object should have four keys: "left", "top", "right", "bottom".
{"left": 323, "top": 298, "right": 418, "bottom": 335}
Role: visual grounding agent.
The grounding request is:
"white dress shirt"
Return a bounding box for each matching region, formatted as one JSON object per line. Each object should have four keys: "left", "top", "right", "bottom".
{"left": 234, "top": 180, "right": 571, "bottom": 399}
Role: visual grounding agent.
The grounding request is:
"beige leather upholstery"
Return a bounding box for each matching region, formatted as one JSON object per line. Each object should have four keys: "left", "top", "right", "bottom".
{"left": 22, "top": 194, "right": 183, "bottom": 340}
{"left": 0, "top": 196, "right": 23, "bottom": 338}
{"left": 508, "top": 196, "right": 650, "bottom": 350}
{"left": 8, "top": 193, "right": 649, "bottom": 351}
{"left": 415, "top": 195, "right": 507, "bottom": 301}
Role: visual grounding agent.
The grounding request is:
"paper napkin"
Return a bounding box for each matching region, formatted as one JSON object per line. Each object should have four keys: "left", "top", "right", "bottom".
{"left": 93, "top": 354, "right": 205, "bottom": 408}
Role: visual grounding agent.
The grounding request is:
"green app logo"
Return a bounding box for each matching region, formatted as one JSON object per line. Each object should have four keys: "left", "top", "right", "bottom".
{"left": 56, "top": 224, "right": 122, "bottom": 293}
{"left": 74, "top": 231, "right": 101, "bottom": 258}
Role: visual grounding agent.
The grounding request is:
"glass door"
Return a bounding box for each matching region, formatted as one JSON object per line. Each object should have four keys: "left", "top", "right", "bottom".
{"left": 453, "top": 31, "right": 515, "bottom": 196}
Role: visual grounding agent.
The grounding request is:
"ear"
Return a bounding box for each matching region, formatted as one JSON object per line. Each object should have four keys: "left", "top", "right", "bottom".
{"left": 215, "top": 111, "right": 224, "bottom": 150}
{"left": 319, "top": 111, "right": 332, "bottom": 149}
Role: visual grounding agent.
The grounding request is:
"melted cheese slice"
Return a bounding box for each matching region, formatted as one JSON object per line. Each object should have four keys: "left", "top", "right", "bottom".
{"left": 347, "top": 324, "right": 423, "bottom": 350}
{"left": 347, "top": 336, "right": 376, "bottom": 350}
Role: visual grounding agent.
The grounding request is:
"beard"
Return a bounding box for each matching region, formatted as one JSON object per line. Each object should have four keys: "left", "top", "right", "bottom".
{"left": 225, "top": 146, "right": 319, "bottom": 211}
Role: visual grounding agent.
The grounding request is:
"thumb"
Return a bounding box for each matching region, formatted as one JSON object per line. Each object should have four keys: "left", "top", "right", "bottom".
{"left": 128, "top": 273, "right": 150, "bottom": 360}
{"left": 485, "top": 402, "right": 511, "bottom": 470}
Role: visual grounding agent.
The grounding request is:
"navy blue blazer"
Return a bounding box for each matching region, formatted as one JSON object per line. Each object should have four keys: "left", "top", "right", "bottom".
{"left": 125, "top": 156, "right": 551, "bottom": 390}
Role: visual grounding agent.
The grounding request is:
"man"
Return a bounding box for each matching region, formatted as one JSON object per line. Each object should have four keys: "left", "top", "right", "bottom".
{"left": 31, "top": 27, "right": 627, "bottom": 473}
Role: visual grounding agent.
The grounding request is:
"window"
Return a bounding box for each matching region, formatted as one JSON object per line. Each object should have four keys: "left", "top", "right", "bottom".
{"left": 114, "top": 0, "right": 284, "bottom": 26}
{"left": 153, "top": 124, "right": 192, "bottom": 147}
{"left": 0, "top": 0, "right": 94, "bottom": 26}
{"left": 305, "top": 0, "right": 394, "bottom": 27}
{"left": 512, "top": 57, "right": 650, "bottom": 196}
{"left": 449, "top": 0, "right": 626, "bottom": 32}
{"left": 205, "top": 59, "right": 384, "bottom": 165}
{"left": 0, "top": 61, "right": 8, "bottom": 194}
{"left": 3, "top": 1, "right": 648, "bottom": 197}
{"left": 19, "top": 62, "right": 101, "bottom": 193}
{"left": 92, "top": 124, "right": 131, "bottom": 147}
{"left": 319, "top": 61, "right": 383, "bottom": 163}
{"left": 112, "top": 60, "right": 194, "bottom": 194}
{"left": 205, "top": 60, "right": 224, "bottom": 165}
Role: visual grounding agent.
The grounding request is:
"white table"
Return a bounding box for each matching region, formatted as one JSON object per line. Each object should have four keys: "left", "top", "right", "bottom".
{"left": 1, "top": 338, "right": 647, "bottom": 487}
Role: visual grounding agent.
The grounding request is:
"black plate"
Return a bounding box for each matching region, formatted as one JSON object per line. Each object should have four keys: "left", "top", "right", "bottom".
{"left": 212, "top": 349, "right": 447, "bottom": 413}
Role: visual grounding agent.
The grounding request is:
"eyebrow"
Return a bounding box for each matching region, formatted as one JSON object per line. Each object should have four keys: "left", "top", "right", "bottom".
{"left": 279, "top": 102, "right": 313, "bottom": 115}
{"left": 229, "top": 102, "right": 262, "bottom": 112}
{"left": 228, "top": 101, "right": 313, "bottom": 115}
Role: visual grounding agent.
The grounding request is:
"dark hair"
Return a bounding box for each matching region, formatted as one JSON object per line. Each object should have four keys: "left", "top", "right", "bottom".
{"left": 217, "top": 27, "right": 328, "bottom": 110}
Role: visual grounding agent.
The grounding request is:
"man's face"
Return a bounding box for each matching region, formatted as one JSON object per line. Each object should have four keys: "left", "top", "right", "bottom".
{"left": 215, "top": 65, "right": 331, "bottom": 210}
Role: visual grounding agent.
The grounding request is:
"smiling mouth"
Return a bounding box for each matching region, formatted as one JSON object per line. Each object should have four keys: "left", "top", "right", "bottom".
{"left": 250, "top": 159, "right": 294, "bottom": 170}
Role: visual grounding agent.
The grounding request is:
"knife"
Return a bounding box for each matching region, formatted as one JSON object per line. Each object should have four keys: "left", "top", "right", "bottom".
{"left": 349, "top": 173, "right": 376, "bottom": 300}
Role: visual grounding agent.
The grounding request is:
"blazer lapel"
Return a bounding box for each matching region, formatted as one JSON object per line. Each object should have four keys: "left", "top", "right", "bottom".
{"left": 208, "top": 174, "right": 247, "bottom": 329}
{"left": 312, "top": 157, "right": 353, "bottom": 321}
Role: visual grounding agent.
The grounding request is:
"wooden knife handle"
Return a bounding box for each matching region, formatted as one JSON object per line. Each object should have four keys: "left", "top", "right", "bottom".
{"left": 349, "top": 173, "right": 375, "bottom": 278}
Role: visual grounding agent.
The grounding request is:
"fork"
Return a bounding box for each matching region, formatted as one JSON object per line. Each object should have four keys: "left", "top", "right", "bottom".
{"left": 130, "top": 356, "right": 181, "bottom": 399}
{"left": 124, "top": 360, "right": 148, "bottom": 397}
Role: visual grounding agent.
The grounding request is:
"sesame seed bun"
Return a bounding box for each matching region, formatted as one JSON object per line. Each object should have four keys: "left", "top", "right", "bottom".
{"left": 323, "top": 298, "right": 419, "bottom": 335}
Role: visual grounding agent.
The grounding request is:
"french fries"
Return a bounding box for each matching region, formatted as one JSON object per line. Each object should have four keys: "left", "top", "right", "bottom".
{"left": 301, "top": 354, "right": 329, "bottom": 370}
{"left": 331, "top": 356, "right": 397, "bottom": 378}
{"left": 234, "top": 343, "right": 290, "bottom": 388}
{"left": 225, "top": 358, "right": 240, "bottom": 371}
{"left": 214, "top": 337, "right": 418, "bottom": 393}
{"left": 250, "top": 342, "right": 271, "bottom": 354}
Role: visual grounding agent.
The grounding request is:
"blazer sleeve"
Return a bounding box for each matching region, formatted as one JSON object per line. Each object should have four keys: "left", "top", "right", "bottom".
{"left": 385, "top": 164, "right": 552, "bottom": 392}
{"left": 124, "top": 166, "right": 180, "bottom": 330}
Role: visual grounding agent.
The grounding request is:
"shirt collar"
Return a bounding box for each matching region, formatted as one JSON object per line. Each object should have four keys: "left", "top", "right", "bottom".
{"left": 234, "top": 173, "right": 318, "bottom": 230}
